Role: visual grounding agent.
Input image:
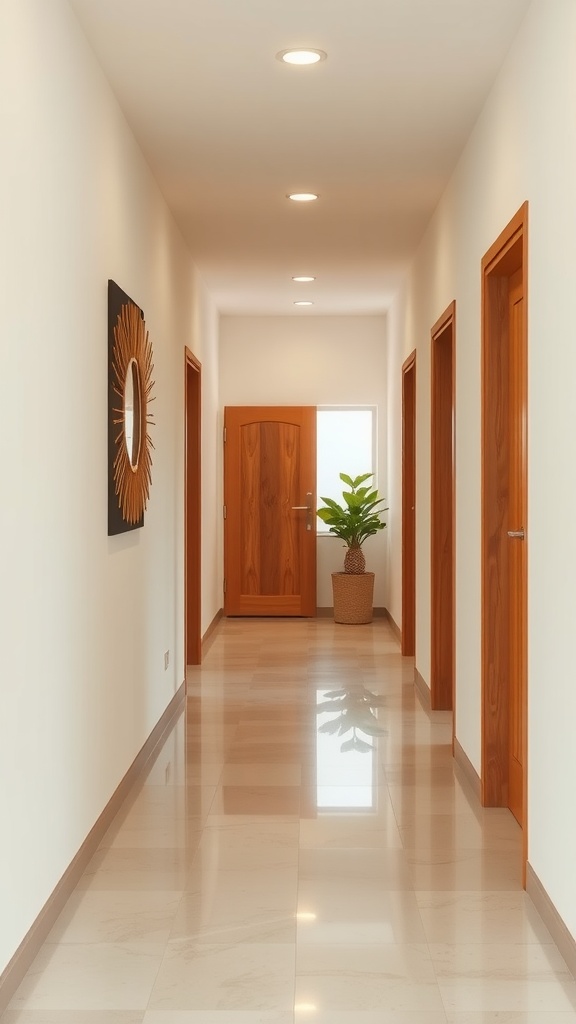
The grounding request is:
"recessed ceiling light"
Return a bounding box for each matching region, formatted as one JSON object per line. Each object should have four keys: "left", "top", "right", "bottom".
{"left": 277, "top": 49, "right": 327, "bottom": 65}
{"left": 292, "top": 276, "right": 316, "bottom": 282}
{"left": 294, "top": 300, "right": 314, "bottom": 306}
{"left": 287, "top": 192, "right": 319, "bottom": 202}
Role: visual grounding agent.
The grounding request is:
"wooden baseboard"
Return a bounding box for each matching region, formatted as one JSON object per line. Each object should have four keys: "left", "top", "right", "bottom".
{"left": 383, "top": 608, "right": 401, "bottom": 642}
{"left": 526, "top": 863, "right": 576, "bottom": 979}
{"left": 453, "top": 735, "right": 482, "bottom": 802}
{"left": 414, "top": 667, "right": 431, "bottom": 711}
{"left": 0, "top": 683, "right": 185, "bottom": 1015}
{"left": 202, "top": 608, "right": 223, "bottom": 656}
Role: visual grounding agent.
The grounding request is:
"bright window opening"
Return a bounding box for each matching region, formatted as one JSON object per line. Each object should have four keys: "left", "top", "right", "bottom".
{"left": 316, "top": 407, "right": 376, "bottom": 535}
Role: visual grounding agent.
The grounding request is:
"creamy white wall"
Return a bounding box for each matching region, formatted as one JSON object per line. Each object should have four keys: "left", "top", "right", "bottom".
{"left": 0, "top": 0, "right": 220, "bottom": 973}
{"left": 389, "top": 0, "right": 576, "bottom": 939}
{"left": 219, "top": 316, "right": 388, "bottom": 608}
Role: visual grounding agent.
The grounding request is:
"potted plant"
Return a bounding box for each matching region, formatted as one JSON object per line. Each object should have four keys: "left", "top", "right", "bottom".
{"left": 317, "top": 472, "right": 387, "bottom": 623}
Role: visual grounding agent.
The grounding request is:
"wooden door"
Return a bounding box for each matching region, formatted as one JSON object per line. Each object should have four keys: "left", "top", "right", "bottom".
{"left": 224, "top": 406, "right": 317, "bottom": 616}
{"left": 508, "top": 269, "right": 526, "bottom": 825}
{"left": 481, "top": 202, "right": 528, "bottom": 866}
{"left": 402, "top": 352, "right": 416, "bottom": 656}
{"left": 431, "top": 303, "right": 455, "bottom": 711}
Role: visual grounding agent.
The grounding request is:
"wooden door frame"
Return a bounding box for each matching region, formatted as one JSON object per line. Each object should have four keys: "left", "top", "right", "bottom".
{"left": 481, "top": 202, "right": 528, "bottom": 873}
{"left": 401, "top": 350, "right": 416, "bottom": 656}
{"left": 430, "top": 302, "right": 456, "bottom": 712}
{"left": 185, "top": 348, "right": 201, "bottom": 667}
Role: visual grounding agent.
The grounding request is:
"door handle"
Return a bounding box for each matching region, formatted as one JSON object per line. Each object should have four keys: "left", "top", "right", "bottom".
{"left": 507, "top": 529, "right": 525, "bottom": 539}
{"left": 291, "top": 492, "right": 313, "bottom": 531}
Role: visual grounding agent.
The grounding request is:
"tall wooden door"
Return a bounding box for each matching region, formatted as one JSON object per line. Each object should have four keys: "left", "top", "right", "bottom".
{"left": 481, "top": 202, "right": 528, "bottom": 861}
{"left": 431, "top": 303, "right": 455, "bottom": 712}
{"left": 402, "top": 352, "right": 416, "bottom": 656}
{"left": 224, "top": 406, "right": 317, "bottom": 616}
{"left": 507, "top": 269, "right": 526, "bottom": 825}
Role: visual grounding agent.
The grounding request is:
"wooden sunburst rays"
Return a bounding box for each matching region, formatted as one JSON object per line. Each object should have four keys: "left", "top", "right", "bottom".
{"left": 112, "top": 301, "right": 155, "bottom": 525}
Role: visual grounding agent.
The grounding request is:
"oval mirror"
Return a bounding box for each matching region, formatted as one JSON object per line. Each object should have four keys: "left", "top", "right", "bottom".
{"left": 124, "top": 358, "right": 142, "bottom": 469}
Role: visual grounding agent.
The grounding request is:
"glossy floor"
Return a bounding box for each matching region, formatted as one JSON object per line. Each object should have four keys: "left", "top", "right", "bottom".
{"left": 3, "top": 617, "right": 576, "bottom": 1023}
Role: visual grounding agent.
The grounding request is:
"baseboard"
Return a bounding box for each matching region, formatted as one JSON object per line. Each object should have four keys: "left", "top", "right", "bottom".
{"left": 414, "top": 667, "right": 431, "bottom": 711}
{"left": 202, "top": 608, "right": 224, "bottom": 656}
{"left": 453, "top": 735, "right": 482, "bottom": 803}
{"left": 383, "top": 608, "right": 401, "bottom": 642}
{"left": 0, "top": 682, "right": 185, "bottom": 1016}
{"left": 526, "top": 863, "right": 576, "bottom": 979}
{"left": 316, "top": 606, "right": 386, "bottom": 618}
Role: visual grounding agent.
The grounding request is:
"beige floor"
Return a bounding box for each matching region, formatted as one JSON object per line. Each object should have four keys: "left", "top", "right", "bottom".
{"left": 3, "top": 617, "right": 576, "bottom": 1023}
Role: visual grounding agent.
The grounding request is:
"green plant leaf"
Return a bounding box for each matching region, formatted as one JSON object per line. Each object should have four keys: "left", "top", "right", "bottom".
{"left": 339, "top": 472, "right": 355, "bottom": 487}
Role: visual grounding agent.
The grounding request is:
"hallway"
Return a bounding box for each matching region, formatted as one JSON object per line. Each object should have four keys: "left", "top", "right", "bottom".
{"left": 3, "top": 617, "right": 576, "bottom": 1021}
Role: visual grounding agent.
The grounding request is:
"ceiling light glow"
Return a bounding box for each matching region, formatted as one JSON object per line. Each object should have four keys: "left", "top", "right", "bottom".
{"left": 287, "top": 193, "right": 318, "bottom": 202}
{"left": 277, "top": 49, "right": 326, "bottom": 65}
{"left": 294, "top": 300, "right": 314, "bottom": 306}
{"left": 292, "top": 276, "right": 316, "bottom": 282}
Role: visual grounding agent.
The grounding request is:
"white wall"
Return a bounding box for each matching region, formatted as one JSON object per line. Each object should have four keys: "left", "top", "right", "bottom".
{"left": 387, "top": 0, "right": 576, "bottom": 940}
{"left": 0, "top": 0, "right": 220, "bottom": 973}
{"left": 219, "top": 316, "right": 388, "bottom": 608}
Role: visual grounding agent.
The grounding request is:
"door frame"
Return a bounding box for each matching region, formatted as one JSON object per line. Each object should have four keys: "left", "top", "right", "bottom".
{"left": 481, "top": 202, "right": 528, "bottom": 873}
{"left": 185, "top": 348, "right": 201, "bottom": 667}
{"left": 401, "top": 350, "right": 416, "bottom": 656}
{"left": 430, "top": 302, "right": 456, "bottom": 712}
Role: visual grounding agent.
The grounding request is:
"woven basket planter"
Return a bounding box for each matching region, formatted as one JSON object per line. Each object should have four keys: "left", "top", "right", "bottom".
{"left": 331, "top": 572, "right": 375, "bottom": 624}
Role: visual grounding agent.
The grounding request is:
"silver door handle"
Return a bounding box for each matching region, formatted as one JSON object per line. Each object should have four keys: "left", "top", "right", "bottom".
{"left": 507, "top": 529, "right": 525, "bottom": 539}
{"left": 291, "top": 492, "right": 313, "bottom": 531}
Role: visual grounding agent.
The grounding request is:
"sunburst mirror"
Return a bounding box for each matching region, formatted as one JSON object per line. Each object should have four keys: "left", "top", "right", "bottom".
{"left": 108, "top": 281, "right": 155, "bottom": 535}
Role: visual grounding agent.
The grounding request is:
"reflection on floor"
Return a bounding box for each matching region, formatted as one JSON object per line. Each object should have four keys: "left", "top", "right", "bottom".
{"left": 3, "top": 617, "right": 576, "bottom": 1023}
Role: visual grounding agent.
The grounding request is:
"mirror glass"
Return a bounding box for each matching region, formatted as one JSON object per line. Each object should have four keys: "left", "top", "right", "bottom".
{"left": 124, "top": 358, "right": 142, "bottom": 469}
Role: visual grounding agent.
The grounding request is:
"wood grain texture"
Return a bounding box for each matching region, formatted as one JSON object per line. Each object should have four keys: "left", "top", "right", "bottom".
{"left": 508, "top": 269, "right": 526, "bottom": 827}
{"left": 224, "top": 406, "right": 316, "bottom": 616}
{"left": 402, "top": 351, "right": 416, "bottom": 657}
{"left": 481, "top": 202, "right": 528, "bottom": 881}
{"left": 431, "top": 302, "right": 455, "bottom": 712}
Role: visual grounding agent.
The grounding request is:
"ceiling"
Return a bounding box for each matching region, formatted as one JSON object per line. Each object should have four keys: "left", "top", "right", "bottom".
{"left": 70, "top": 0, "right": 531, "bottom": 316}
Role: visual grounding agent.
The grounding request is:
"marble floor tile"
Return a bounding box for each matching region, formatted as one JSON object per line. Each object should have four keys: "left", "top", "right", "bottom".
{"left": 209, "top": 785, "right": 301, "bottom": 816}
{"left": 406, "top": 848, "right": 524, "bottom": 891}
{"left": 195, "top": 820, "right": 299, "bottom": 858}
{"left": 445, "top": 1014, "right": 576, "bottom": 1023}
{"left": 9, "top": 943, "right": 164, "bottom": 1011}
{"left": 46, "top": 890, "right": 181, "bottom": 944}
{"left": 3, "top": 618, "right": 575, "bottom": 1024}
{"left": 430, "top": 941, "right": 572, "bottom": 981}
{"left": 144, "top": 1014, "right": 294, "bottom": 1023}
{"left": 147, "top": 942, "right": 295, "bottom": 1011}
{"left": 76, "top": 847, "right": 194, "bottom": 891}
{"left": 298, "top": 814, "right": 403, "bottom": 849}
{"left": 296, "top": 885, "right": 427, "bottom": 944}
{"left": 295, "top": 943, "right": 444, "bottom": 1011}
{"left": 398, "top": 812, "right": 522, "bottom": 852}
{"left": 1, "top": 1014, "right": 145, "bottom": 1024}
{"left": 218, "top": 764, "right": 302, "bottom": 786}
{"left": 293, "top": 1014, "right": 448, "bottom": 1024}
{"left": 415, "top": 891, "right": 554, "bottom": 944}
{"left": 168, "top": 890, "right": 296, "bottom": 944}
{"left": 438, "top": 978, "right": 576, "bottom": 1012}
